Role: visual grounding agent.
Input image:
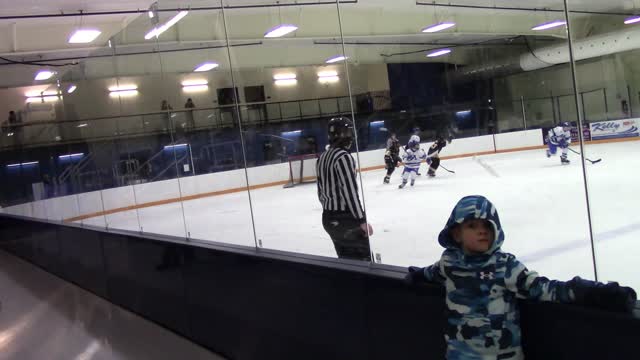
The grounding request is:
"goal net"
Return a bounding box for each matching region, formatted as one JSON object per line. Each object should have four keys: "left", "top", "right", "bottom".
{"left": 283, "top": 153, "right": 319, "bottom": 188}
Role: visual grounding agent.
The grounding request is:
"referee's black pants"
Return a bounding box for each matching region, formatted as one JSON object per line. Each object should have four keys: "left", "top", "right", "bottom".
{"left": 322, "top": 211, "right": 372, "bottom": 261}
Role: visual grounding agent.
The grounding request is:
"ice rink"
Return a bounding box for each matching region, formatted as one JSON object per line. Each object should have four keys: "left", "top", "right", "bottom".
{"left": 81, "top": 140, "right": 640, "bottom": 291}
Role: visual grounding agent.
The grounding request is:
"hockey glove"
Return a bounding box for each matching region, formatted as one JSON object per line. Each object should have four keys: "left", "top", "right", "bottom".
{"left": 404, "top": 266, "right": 428, "bottom": 286}
{"left": 570, "top": 276, "right": 637, "bottom": 313}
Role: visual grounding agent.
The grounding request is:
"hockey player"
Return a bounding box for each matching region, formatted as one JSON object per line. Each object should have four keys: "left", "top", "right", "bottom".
{"left": 383, "top": 133, "right": 401, "bottom": 184}
{"left": 399, "top": 140, "right": 427, "bottom": 189}
{"left": 426, "top": 136, "right": 449, "bottom": 177}
{"left": 547, "top": 122, "right": 572, "bottom": 164}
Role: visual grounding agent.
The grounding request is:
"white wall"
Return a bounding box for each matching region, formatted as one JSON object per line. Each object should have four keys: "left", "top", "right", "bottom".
{"left": 3, "top": 129, "right": 543, "bottom": 223}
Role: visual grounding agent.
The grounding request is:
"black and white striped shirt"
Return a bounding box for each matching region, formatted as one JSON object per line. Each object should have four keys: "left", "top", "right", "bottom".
{"left": 316, "top": 147, "right": 365, "bottom": 221}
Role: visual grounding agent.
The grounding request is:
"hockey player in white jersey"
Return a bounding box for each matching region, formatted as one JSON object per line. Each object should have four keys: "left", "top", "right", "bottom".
{"left": 547, "top": 122, "right": 572, "bottom": 165}
{"left": 399, "top": 140, "right": 427, "bottom": 189}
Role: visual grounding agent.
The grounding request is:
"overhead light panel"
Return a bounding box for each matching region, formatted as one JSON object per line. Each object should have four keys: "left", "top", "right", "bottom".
{"left": 531, "top": 20, "right": 566, "bottom": 31}
{"left": 427, "top": 49, "right": 452, "bottom": 57}
{"left": 181, "top": 79, "right": 208, "bottom": 86}
{"left": 108, "top": 84, "right": 138, "bottom": 92}
{"left": 624, "top": 16, "right": 640, "bottom": 25}
{"left": 273, "top": 73, "right": 296, "bottom": 81}
{"left": 68, "top": 29, "right": 101, "bottom": 44}
{"left": 325, "top": 55, "right": 348, "bottom": 64}
{"left": 109, "top": 84, "right": 138, "bottom": 98}
{"left": 145, "top": 11, "right": 189, "bottom": 40}
{"left": 67, "top": 85, "right": 77, "bottom": 94}
{"left": 318, "top": 70, "right": 339, "bottom": 83}
{"left": 275, "top": 79, "right": 297, "bottom": 86}
{"left": 25, "top": 90, "right": 58, "bottom": 97}
{"left": 26, "top": 96, "right": 59, "bottom": 103}
{"left": 77, "top": 123, "right": 88, "bottom": 128}
{"left": 264, "top": 24, "right": 298, "bottom": 38}
{"left": 421, "top": 22, "right": 456, "bottom": 33}
{"left": 194, "top": 62, "right": 219, "bottom": 72}
{"left": 182, "top": 79, "right": 209, "bottom": 93}
{"left": 35, "top": 71, "right": 55, "bottom": 81}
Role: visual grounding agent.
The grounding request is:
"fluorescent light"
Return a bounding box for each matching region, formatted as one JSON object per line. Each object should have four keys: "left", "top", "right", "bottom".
{"left": 7, "top": 161, "right": 39, "bottom": 168}
{"left": 58, "top": 153, "right": 84, "bottom": 160}
{"left": 77, "top": 123, "right": 88, "bottom": 128}
{"left": 68, "top": 29, "right": 101, "bottom": 44}
{"left": 318, "top": 76, "right": 339, "bottom": 84}
{"left": 164, "top": 143, "right": 189, "bottom": 150}
{"left": 427, "top": 49, "right": 452, "bottom": 57}
{"left": 6, "top": 163, "right": 21, "bottom": 168}
{"left": 264, "top": 24, "right": 298, "bottom": 38}
{"left": 421, "top": 22, "right": 456, "bottom": 33}
{"left": 275, "top": 79, "right": 297, "bottom": 86}
{"left": 456, "top": 110, "right": 472, "bottom": 116}
{"left": 35, "top": 71, "right": 55, "bottom": 81}
{"left": 273, "top": 73, "right": 296, "bottom": 80}
{"left": 325, "top": 55, "right": 348, "bottom": 64}
{"left": 182, "top": 85, "right": 209, "bottom": 93}
{"left": 624, "top": 16, "right": 640, "bottom": 25}
{"left": 25, "top": 90, "right": 58, "bottom": 97}
{"left": 532, "top": 20, "right": 566, "bottom": 31}
{"left": 370, "top": 121, "right": 384, "bottom": 125}
{"left": 181, "top": 79, "right": 208, "bottom": 86}
{"left": 194, "top": 62, "right": 219, "bottom": 72}
{"left": 109, "top": 90, "right": 138, "bottom": 98}
{"left": 145, "top": 11, "right": 189, "bottom": 40}
{"left": 282, "top": 130, "right": 302, "bottom": 136}
{"left": 7, "top": 132, "right": 14, "bottom": 137}
{"left": 108, "top": 84, "right": 137, "bottom": 92}
{"left": 67, "top": 85, "right": 77, "bottom": 94}
{"left": 26, "top": 96, "right": 59, "bottom": 103}
{"left": 148, "top": 10, "right": 155, "bottom": 18}
{"left": 317, "top": 70, "right": 338, "bottom": 77}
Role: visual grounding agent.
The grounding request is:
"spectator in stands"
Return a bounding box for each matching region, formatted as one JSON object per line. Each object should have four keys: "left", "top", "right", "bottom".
{"left": 405, "top": 195, "right": 637, "bottom": 360}
{"left": 184, "top": 98, "right": 196, "bottom": 129}
{"left": 184, "top": 98, "right": 196, "bottom": 109}
{"left": 161, "top": 100, "right": 173, "bottom": 111}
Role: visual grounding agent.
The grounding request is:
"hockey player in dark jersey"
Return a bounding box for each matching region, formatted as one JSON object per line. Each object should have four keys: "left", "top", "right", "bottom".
{"left": 426, "top": 136, "right": 449, "bottom": 177}
{"left": 383, "top": 133, "right": 401, "bottom": 184}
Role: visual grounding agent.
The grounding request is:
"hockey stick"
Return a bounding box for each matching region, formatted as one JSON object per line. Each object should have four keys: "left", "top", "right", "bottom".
{"left": 439, "top": 164, "right": 455, "bottom": 174}
{"left": 567, "top": 147, "right": 602, "bottom": 164}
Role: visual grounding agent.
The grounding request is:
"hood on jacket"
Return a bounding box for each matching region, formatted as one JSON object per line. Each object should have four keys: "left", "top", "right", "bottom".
{"left": 438, "top": 195, "right": 504, "bottom": 254}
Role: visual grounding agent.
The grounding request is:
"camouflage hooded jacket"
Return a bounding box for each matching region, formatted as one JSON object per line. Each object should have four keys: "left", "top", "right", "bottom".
{"left": 418, "top": 196, "right": 576, "bottom": 360}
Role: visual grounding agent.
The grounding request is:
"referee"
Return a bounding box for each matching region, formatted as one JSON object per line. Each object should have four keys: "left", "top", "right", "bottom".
{"left": 316, "top": 117, "right": 373, "bottom": 261}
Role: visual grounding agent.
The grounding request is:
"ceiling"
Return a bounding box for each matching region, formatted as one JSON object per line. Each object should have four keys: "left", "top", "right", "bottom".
{"left": 0, "top": 0, "right": 636, "bottom": 88}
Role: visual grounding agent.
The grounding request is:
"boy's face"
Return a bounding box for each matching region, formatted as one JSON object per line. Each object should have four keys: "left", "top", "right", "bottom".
{"left": 452, "top": 219, "right": 495, "bottom": 255}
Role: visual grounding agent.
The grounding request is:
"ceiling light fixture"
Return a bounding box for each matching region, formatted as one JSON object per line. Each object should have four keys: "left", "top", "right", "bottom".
{"left": 421, "top": 22, "right": 456, "bottom": 33}
{"left": 531, "top": 20, "right": 566, "bottom": 31}
{"left": 273, "top": 73, "right": 296, "bottom": 81}
{"left": 624, "top": 16, "right": 640, "bottom": 25}
{"left": 264, "top": 24, "right": 298, "bottom": 38}
{"left": 194, "top": 62, "right": 219, "bottom": 72}
{"left": 108, "top": 84, "right": 138, "bottom": 92}
{"left": 427, "top": 49, "right": 452, "bottom": 57}
{"left": 35, "top": 71, "right": 55, "bottom": 81}
{"left": 68, "top": 29, "right": 101, "bottom": 44}
{"left": 145, "top": 11, "right": 189, "bottom": 40}
{"left": 67, "top": 85, "right": 77, "bottom": 94}
{"left": 181, "top": 79, "right": 208, "bottom": 87}
{"left": 325, "top": 55, "right": 348, "bottom": 64}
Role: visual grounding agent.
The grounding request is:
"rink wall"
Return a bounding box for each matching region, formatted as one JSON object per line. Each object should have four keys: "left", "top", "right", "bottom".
{"left": 1, "top": 214, "right": 639, "bottom": 360}
{"left": 0, "top": 129, "right": 578, "bottom": 222}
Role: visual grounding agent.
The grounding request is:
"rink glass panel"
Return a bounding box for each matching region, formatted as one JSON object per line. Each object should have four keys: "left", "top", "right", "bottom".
{"left": 221, "top": 0, "right": 368, "bottom": 257}
{"left": 1, "top": 0, "right": 637, "bottom": 292}
{"left": 337, "top": 0, "right": 597, "bottom": 282}
{"left": 567, "top": 1, "right": 640, "bottom": 292}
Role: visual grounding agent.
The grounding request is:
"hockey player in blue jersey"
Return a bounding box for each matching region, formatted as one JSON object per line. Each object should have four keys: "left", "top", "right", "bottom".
{"left": 405, "top": 195, "right": 637, "bottom": 360}
{"left": 547, "top": 122, "right": 572, "bottom": 164}
{"left": 399, "top": 140, "right": 427, "bottom": 189}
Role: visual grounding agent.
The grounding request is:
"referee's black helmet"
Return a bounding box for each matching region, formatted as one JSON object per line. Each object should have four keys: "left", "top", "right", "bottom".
{"left": 328, "top": 117, "right": 354, "bottom": 148}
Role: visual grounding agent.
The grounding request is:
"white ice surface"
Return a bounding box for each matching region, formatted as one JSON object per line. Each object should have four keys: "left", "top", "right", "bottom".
{"left": 78, "top": 141, "right": 640, "bottom": 291}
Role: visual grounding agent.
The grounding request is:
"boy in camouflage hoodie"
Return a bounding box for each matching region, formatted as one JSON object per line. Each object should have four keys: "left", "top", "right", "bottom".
{"left": 405, "top": 195, "right": 636, "bottom": 360}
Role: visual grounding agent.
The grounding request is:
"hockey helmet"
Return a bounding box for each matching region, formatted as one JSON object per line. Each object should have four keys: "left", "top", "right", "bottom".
{"left": 328, "top": 117, "right": 354, "bottom": 149}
